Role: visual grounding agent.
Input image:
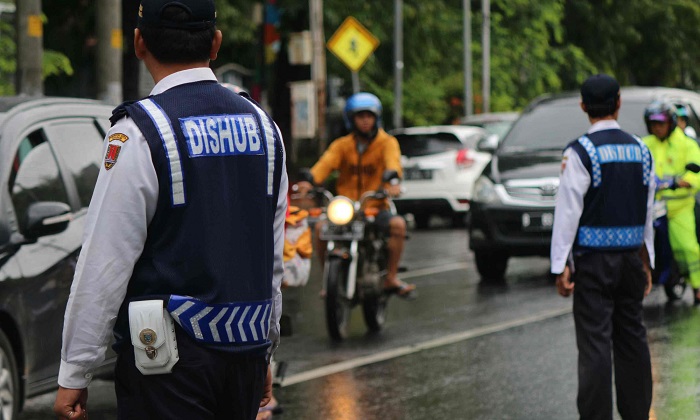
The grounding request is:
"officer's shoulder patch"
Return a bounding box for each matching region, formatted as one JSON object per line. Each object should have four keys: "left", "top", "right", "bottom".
{"left": 104, "top": 143, "right": 122, "bottom": 170}
{"left": 108, "top": 132, "right": 129, "bottom": 143}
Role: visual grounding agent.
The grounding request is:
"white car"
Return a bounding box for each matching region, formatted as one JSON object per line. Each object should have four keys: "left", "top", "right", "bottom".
{"left": 390, "top": 125, "right": 491, "bottom": 228}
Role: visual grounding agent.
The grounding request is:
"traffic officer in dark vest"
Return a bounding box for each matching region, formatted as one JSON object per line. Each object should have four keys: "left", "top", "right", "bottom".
{"left": 550, "top": 74, "right": 655, "bottom": 420}
{"left": 53, "top": 1, "right": 287, "bottom": 419}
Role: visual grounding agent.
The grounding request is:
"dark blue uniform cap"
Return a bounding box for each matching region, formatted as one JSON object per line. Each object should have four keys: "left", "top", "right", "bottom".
{"left": 138, "top": 0, "right": 216, "bottom": 30}
{"left": 581, "top": 74, "right": 620, "bottom": 110}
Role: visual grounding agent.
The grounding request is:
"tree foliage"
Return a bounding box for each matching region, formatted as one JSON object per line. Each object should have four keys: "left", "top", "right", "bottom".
{"left": 4, "top": 0, "right": 700, "bottom": 128}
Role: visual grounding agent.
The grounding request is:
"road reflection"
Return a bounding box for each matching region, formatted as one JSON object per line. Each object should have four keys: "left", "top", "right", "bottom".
{"left": 647, "top": 302, "right": 700, "bottom": 419}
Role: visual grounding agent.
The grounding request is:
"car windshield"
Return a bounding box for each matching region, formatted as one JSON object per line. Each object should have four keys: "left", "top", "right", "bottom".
{"left": 396, "top": 132, "right": 466, "bottom": 157}
{"left": 499, "top": 99, "right": 649, "bottom": 153}
{"left": 479, "top": 121, "right": 514, "bottom": 139}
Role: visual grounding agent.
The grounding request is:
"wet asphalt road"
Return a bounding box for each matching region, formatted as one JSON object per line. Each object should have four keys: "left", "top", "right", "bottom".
{"left": 20, "top": 223, "right": 700, "bottom": 419}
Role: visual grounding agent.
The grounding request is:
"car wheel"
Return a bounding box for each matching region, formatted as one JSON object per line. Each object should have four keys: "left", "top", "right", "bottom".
{"left": 414, "top": 214, "right": 430, "bottom": 230}
{"left": 451, "top": 213, "right": 467, "bottom": 228}
{"left": 474, "top": 251, "right": 508, "bottom": 281}
{"left": 0, "top": 329, "right": 20, "bottom": 420}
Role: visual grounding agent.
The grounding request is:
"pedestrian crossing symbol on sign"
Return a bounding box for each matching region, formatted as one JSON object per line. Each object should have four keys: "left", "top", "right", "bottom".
{"left": 327, "top": 17, "right": 380, "bottom": 72}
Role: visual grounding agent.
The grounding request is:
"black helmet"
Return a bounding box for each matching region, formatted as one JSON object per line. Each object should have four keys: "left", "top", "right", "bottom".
{"left": 644, "top": 101, "right": 677, "bottom": 137}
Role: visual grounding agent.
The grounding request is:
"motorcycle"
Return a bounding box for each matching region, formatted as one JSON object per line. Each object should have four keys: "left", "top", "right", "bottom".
{"left": 653, "top": 163, "right": 700, "bottom": 301}
{"left": 306, "top": 170, "right": 401, "bottom": 341}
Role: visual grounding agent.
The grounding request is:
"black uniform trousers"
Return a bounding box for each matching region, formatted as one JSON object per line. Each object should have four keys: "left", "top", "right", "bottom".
{"left": 115, "top": 325, "right": 268, "bottom": 420}
{"left": 573, "top": 251, "right": 652, "bottom": 420}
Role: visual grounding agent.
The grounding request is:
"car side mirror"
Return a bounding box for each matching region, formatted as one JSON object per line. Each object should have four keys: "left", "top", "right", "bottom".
{"left": 22, "top": 201, "right": 72, "bottom": 240}
{"left": 477, "top": 134, "right": 500, "bottom": 153}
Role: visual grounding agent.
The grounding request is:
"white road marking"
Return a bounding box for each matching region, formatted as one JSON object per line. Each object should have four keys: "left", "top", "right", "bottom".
{"left": 399, "top": 262, "right": 469, "bottom": 279}
{"left": 280, "top": 306, "right": 571, "bottom": 387}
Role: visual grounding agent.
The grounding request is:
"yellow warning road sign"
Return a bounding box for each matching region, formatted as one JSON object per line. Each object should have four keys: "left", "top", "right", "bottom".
{"left": 327, "top": 17, "right": 380, "bottom": 72}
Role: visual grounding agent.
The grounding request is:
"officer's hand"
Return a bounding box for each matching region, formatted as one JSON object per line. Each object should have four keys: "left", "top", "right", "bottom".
{"left": 294, "top": 181, "right": 313, "bottom": 195}
{"left": 677, "top": 179, "right": 692, "bottom": 189}
{"left": 555, "top": 266, "right": 574, "bottom": 297}
{"left": 642, "top": 262, "right": 652, "bottom": 297}
{"left": 259, "top": 365, "right": 273, "bottom": 409}
{"left": 386, "top": 184, "right": 402, "bottom": 198}
{"left": 54, "top": 386, "right": 88, "bottom": 419}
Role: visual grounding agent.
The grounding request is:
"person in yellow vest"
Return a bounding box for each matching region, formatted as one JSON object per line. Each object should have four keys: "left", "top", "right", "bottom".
{"left": 297, "top": 92, "right": 416, "bottom": 298}
{"left": 643, "top": 101, "right": 700, "bottom": 303}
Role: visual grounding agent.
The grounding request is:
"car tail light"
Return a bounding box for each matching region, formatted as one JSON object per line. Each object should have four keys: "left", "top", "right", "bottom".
{"left": 456, "top": 149, "right": 474, "bottom": 169}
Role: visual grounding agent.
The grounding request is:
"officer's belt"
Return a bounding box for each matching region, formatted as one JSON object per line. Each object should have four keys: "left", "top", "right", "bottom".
{"left": 167, "top": 295, "right": 272, "bottom": 345}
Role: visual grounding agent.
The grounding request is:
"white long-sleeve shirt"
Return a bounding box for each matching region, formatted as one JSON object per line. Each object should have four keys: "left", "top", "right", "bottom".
{"left": 550, "top": 119, "right": 655, "bottom": 274}
{"left": 58, "top": 68, "right": 287, "bottom": 388}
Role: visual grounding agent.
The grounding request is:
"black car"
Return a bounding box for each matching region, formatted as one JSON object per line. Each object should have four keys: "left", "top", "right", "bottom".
{"left": 0, "top": 97, "right": 115, "bottom": 418}
{"left": 469, "top": 87, "right": 700, "bottom": 280}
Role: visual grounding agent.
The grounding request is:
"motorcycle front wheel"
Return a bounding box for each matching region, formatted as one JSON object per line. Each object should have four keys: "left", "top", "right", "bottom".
{"left": 664, "top": 276, "right": 687, "bottom": 301}
{"left": 325, "top": 258, "right": 352, "bottom": 341}
{"left": 362, "top": 293, "right": 388, "bottom": 333}
{"left": 664, "top": 261, "right": 688, "bottom": 301}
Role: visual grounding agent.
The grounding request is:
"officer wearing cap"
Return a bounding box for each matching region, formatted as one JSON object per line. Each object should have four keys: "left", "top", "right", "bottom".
{"left": 551, "top": 74, "right": 654, "bottom": 419}
{"left": 53, "top": 1, "right": 287, "bottom": 419}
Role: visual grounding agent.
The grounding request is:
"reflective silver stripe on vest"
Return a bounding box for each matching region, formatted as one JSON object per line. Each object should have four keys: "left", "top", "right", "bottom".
{"left": 578, "top": 226, "right": 644, "bottom": 248}
{"left": 578, "top": 136, "right": 602, "bottom": 187}
{"left": 139, "top": 99, "right": 186, "bottom": 206}
{"left": 633, "top": 135, "right": 651, "bottom": 186}
{"left": 167, "top": 296, "right": 272, "bottom": 344}
{"left": 249, "top": 103, "right": 277, "bottom": 196}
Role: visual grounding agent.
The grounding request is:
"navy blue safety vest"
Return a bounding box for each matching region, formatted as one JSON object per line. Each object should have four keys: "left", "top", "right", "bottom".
{"left": 111, "top": 81, "right": 284, "bottom": 354}
{"left": 568, "top": 129, "right": 651, "bottom": 253}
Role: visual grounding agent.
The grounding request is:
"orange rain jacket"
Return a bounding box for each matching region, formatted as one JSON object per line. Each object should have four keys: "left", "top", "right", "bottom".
{"left": 310, "top": 129, "right": 403, "bottom": 209}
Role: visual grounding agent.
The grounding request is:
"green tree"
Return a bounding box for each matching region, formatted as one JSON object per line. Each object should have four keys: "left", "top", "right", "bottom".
{"left": 564, "top": 0, "right": 700, "bottom": 89}
{"left": 0, "top": 8, "right": 73, "bottom": 95}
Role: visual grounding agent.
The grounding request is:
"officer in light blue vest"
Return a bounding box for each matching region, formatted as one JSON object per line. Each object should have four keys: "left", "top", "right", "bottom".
{"left": 54, "top": 1, "right": 287, "bottom": 419}
{"left": 551, "top": 74, "right": 655, "bottom": 420}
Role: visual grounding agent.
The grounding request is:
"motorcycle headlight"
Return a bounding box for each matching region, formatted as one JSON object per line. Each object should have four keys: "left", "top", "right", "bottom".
{"left": 327, "top": 196, "right": 355, "bottom": 225}
{"left": 473, "top": 176, "right": 500, "bottom": 204}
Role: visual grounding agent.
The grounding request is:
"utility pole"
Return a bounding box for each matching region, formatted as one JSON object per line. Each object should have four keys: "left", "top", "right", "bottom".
{"left": 16, "top": 0, "right": 43, "bottom": 96}
{"left": 97, "top": 0, "right": 123, "bottom": 104}
{"left": 482, "top": 0, "right": 490, "bottom": 113}
{"left": 393, "top": 0, "right": 403, "bottom": 129}
{"left": 310, "top": 0, "right": 327, "bottom": 152}
{"left": 463, "top": 0, "right": 473, "bottom": 116}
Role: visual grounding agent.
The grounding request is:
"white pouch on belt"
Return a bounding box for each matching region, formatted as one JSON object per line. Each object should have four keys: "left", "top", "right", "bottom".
{"left": 128, "top": 300, "right": 179, "bottom": 375}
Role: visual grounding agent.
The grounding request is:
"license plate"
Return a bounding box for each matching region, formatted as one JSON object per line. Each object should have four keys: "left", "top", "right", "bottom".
{"left": 522, "top": 212, "right": 554, "bottom": 231}
{"left": 403, "top": 167, "right": 433, "bottom": 180}
{"left": 320, "top": 221, "right": 365, "bottom": 241}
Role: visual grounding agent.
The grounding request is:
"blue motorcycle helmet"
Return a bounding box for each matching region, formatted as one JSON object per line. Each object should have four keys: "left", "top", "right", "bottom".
{"left": 644, "top": 101, "right": 677, "bottom": 137}
{"left": 343, "top": 92, "right": 383, "bottom": 136}
{"left": 676, "top": 104, "right": 690, "bottom": 120}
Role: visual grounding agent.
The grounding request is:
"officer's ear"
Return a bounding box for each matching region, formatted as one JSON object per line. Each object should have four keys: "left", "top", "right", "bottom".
{"left": 580, "top": 102, "right": 588, "bottom": 114}
{"left": 210, "top": 30, "right": 223, "bottom": 61}
{"left": 134, "top": 28, "right": 147, "bottom": 60}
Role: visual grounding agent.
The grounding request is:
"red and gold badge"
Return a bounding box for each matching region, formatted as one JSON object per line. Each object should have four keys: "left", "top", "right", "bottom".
{"left": 104, "top": 144, "right": 122, "bottom": 170}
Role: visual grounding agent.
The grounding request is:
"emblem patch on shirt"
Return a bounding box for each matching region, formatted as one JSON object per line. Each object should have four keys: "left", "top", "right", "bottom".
{"left": 104, "top": 144, "right": 122, "bottom": 170}
{"left": 561, "top": 156, "right": 568, "bottom": 173}
{"left": 108, "top": 132, "right": 129, "bottom": 143}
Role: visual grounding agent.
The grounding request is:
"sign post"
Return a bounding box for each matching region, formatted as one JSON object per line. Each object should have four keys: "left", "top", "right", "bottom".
{"left": 327, "top": 17, "right": 380, "bottom": 93}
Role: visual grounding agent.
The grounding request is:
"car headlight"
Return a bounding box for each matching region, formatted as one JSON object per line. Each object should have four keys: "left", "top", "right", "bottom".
{"left": 473, "top": 176, "right": 500, "bottom": 204}
{"left": 327, "top": 196, "right": 355, "bottom": 225}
